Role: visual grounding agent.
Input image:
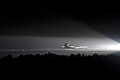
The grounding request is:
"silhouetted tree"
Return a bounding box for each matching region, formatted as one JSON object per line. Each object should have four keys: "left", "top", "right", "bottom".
{"left": 76, "top": 53, "right": 81, "bottom": 57}
{"left": 93, "top": 53, "right": 99, "bottom": 57}
{"left": 0, "top": 52, "right": 120, "bottom": 74}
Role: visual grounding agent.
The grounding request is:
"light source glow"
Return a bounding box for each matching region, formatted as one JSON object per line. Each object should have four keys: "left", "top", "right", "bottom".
{"left": 105, "top": 44, "right": 120, "bottom": 51}
{"left": 98, "top": 44, "right": 120, "bottom": 51}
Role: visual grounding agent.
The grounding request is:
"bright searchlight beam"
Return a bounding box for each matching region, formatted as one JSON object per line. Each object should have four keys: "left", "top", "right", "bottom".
{"left": 98, "top": 44, "right": 120, "bottom": 51}
{"left": 105, "top": 44, "right": 120, "bottom": 51}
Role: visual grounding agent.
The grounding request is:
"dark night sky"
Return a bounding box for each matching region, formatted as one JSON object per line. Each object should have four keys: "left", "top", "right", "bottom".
{"left": 1, "top": 8, "right": 120, "bottom": 49}
{"left": 0, "top": 8, "right": 120, "bottom": 37}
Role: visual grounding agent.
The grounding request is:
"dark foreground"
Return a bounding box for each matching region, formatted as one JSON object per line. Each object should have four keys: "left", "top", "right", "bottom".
{"left": 1, "top": 52, "right": 120, "bottom": 78}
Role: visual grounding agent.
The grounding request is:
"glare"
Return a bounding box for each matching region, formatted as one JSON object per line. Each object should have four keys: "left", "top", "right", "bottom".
{"left": 100, "top": 44, "right": 120, "bottom": 51}
{"left": 106, "top": 44, "right": 120, "bottom": 50}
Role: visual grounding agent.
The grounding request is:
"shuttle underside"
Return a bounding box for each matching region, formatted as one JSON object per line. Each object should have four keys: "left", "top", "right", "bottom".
{"left": 62, "top": 43, "right": 87, "bottom": 49}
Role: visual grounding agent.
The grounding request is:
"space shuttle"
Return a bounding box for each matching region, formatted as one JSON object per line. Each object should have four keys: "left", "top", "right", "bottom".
{"left": 62, "top": 42, "right": 76, "bottom": 49}
{"left": 62, "top": 42, "right": 88, "bottom": 49}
